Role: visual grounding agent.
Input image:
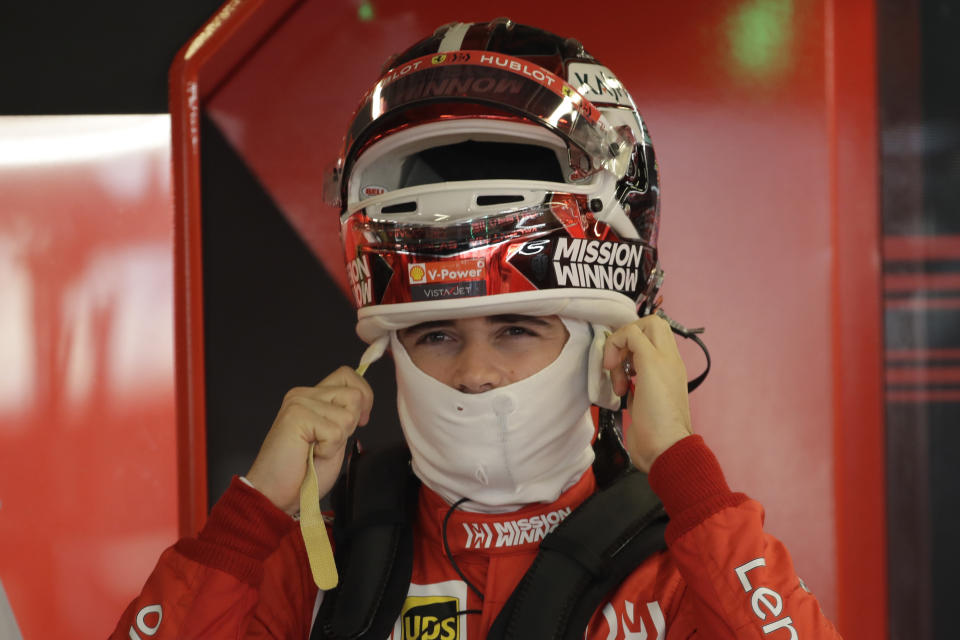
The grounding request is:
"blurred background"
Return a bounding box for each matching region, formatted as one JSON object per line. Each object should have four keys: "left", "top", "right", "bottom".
{"left": 0, "top": 1, "right": 956, "bottom": 638}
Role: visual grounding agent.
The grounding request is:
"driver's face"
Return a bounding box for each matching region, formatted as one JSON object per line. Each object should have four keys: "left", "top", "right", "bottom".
{"left": 397, "top": 315, "right": 569, "bottom": 394}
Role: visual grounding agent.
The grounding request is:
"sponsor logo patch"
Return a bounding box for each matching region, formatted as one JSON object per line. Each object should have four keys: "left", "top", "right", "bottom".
{"left": 462, "top": 507, "right": 572, "bottom": 550}
{"left": 507, "top": 235, "right": 647, "bottom": 301}
{"left": 409, "top": 263, "right": 426, "bottom": 283}
{"left": 401, "top": 595, "right": 460, "bottom": 640}
{"left": 375, "top": 51, "right": 599, "bottom": 124}
{"left": 345, "top": 253, "right": 394, "bottom": 307}
{"left": 361, "top": 185, "right": 387, "bottom": 197}
{"left": 347, "top": 255, "right": 372, "bottom": 306}
{"left": 600, "top": 600, "right": 666, "bottom": 638}
{"left": 551, "top": 237, "right": 644, "bottom": 292}
{"left": 567, "top": 62, "right": 632, "bottom": 107}
{"left": 408, "top": 258, "right": 486, "bottom": 301}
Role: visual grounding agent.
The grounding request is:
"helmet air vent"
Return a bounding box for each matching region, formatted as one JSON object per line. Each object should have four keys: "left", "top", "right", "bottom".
{"left": 476, "top": 195, "right": 525, "bottom": 206}
{"left": 380, "top": 201, "right": 417, "bottom": 214}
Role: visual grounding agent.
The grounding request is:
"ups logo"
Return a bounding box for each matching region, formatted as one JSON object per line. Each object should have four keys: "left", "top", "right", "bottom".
{"left": 401, "top": 595, "right": 459, "bottom": 640}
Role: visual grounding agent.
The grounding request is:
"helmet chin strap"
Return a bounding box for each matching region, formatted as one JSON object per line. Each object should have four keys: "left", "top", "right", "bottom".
{"left": 356, "top": 334, "right": 390, "bottom": 376}
{"left": 587, "top": 324, "right": 621, "bottom": 410}
{"left": 298, "top": 331, "right": 392, "bottom": 591}
{"left": 593, "top": 404, "right": 632, "bottom": 487}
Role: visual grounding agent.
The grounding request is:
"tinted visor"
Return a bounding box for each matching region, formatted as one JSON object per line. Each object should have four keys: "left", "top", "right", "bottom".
{"left": 400, "top": 140, "right": 565, "bottom": 187}
{"left": 340, "top": 194, "right": 654, "bottom": 312}
{"left": 344, "top": 200, "right": 572, "bottom": 258}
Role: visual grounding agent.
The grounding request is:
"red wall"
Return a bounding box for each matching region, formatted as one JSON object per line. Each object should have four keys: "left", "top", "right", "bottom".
{"left": 0, "top": 116, "right": 179, "bottom": 637}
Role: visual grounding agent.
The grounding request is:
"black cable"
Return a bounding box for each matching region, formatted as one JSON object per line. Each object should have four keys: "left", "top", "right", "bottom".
{"left": 685, "top": 332, "right": 711, "bottom": 392}
{"left": 655, "top": 309, "right": 711, "bottom": 392}
{"left": 442, "top": 497, "right": 485, "bottom": 602}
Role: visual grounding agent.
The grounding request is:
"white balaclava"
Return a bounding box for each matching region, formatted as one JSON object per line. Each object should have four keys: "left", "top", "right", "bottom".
{"left": 390, "top": 317, "right": 597, "bottom": 513}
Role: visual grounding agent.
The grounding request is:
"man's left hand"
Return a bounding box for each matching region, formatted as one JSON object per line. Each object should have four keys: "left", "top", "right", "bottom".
{"left": 602, "top": 315, "right": 692, "bottom": 472}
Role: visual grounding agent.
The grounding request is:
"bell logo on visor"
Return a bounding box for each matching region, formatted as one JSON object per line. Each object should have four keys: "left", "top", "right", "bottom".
{"left": 362, "top": 185, "right": 387, "bottom": 197}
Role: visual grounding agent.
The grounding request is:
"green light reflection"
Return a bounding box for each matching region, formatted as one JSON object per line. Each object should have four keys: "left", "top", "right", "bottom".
{"left": 357, "top": 1, "right": 374, "bottom": 22}
{"left": 726, "top": 0, "right": 794, "bottom": 80}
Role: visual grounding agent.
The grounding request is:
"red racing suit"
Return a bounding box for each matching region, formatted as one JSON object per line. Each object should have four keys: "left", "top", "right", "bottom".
{"left": 113, "top": 436, "right": 842, "bottom": 639}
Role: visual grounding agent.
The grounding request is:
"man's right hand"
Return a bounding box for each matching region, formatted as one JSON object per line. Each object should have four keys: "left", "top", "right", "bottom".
{"left": 246, "top": 366, "right": 374, "bottom": 515}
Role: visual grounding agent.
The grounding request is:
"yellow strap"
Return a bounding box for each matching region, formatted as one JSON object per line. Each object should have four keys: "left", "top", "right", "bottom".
{"left": 299, "top": 442, "right": 338, "bottom": 590}
{"left": 298, "top": 337, "right": 388, "bottom": 591}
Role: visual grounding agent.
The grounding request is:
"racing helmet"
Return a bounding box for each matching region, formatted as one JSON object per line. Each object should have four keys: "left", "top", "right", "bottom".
{"left": 328, "top": 18, "right": 663, "bottom": 343}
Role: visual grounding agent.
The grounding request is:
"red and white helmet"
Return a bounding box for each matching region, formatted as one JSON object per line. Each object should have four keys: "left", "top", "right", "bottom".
{"left": 328, "top": 19, "right": 662, "bottom": 342}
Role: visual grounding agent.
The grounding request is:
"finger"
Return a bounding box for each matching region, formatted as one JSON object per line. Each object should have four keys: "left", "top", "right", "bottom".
{"left": 637, "top": 315, "right": 679, "bottom": 354}
{"left": 603, "top": 325, "right": 654, "bottom": 396}
{"left": 312, "top": 444, "right": 347, "bottom": 484}
{"left": 601, "top": 327, "right": 629, "bottom": 370}
{"left": 601, "top": 335, "right": 628, "bottom": 396}
{"left": 603, "top": 323, "right": 657, "bottom": 371}
{"left": 299, "top": 386, "right": 368, "bottom": 422}
{"left": 276, "top": 399, "right": 360, "bottom": 458}
{"left": 285, "top": 395, "right": 361, "bottom": 435}
{"left": 609, "top": 361, "right": 628, "bottom": 397}
{"left": 283, "top": 385, "right": 367, "bottom": 429}
{"left": 286, "top": 402, "right": 358, "bottom": 459}
{"left": 308, "top": 414, "right": 355, "bottom": 459}
{"left": 319, "top": 366, "right": 375, "bottom": 424}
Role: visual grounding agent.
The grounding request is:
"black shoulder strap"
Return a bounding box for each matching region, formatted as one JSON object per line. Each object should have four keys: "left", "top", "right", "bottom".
{"left": 486, "top": 469, "right": 668, "bottom": 640}
{"left": 311, "top": 436, "right": 668, "bottom": 640}
{"left": 311, "top": 445, "right": 419, "bottom": 640}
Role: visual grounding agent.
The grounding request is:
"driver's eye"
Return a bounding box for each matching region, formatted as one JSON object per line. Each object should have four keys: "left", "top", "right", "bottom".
{"left": 502, "top": 325, "right": 536, "bottom": 338}
{"left": 418, "top": 331, "right": 450, "bottom": 345}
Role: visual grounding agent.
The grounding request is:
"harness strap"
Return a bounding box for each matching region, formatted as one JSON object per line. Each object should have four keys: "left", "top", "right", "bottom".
{"left": 312, "top": 445, "right": 418, "bottom": 640}
{"left": 486, "top": 469, "right": 668, "bottom": 640}
{"left": 311, "top": 427, "right": 668, "bottom": 640}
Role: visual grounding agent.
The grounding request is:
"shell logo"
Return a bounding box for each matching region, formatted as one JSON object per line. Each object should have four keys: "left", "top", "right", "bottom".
{"left": 409, "top": 264, "right": 426, "bottom": 282}
{"left": 431, "top": 54, "right": 447, "bottom": 64}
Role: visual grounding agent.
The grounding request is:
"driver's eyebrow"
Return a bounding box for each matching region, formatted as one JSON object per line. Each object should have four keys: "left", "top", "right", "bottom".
{"left": 400, "top": 315, "right": 551, "bottom": 339}
{"left": 400, "top": 320, "right": 454, "bottom": 336}
{"left": 486, "top": 314, "right": 551, "bottom": 326}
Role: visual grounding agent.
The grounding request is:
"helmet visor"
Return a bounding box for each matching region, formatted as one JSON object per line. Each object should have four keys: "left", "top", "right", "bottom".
{"left": 341, "top": 195, "right": 654, "bottom": 310}
{"left": 344, "top": 198, "right": 569, "bottom": 260}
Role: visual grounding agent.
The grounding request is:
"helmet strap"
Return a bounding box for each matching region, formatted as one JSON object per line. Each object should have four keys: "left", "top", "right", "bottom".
{"left": 592, "top": 405, "right": 631, "bottom": 488}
